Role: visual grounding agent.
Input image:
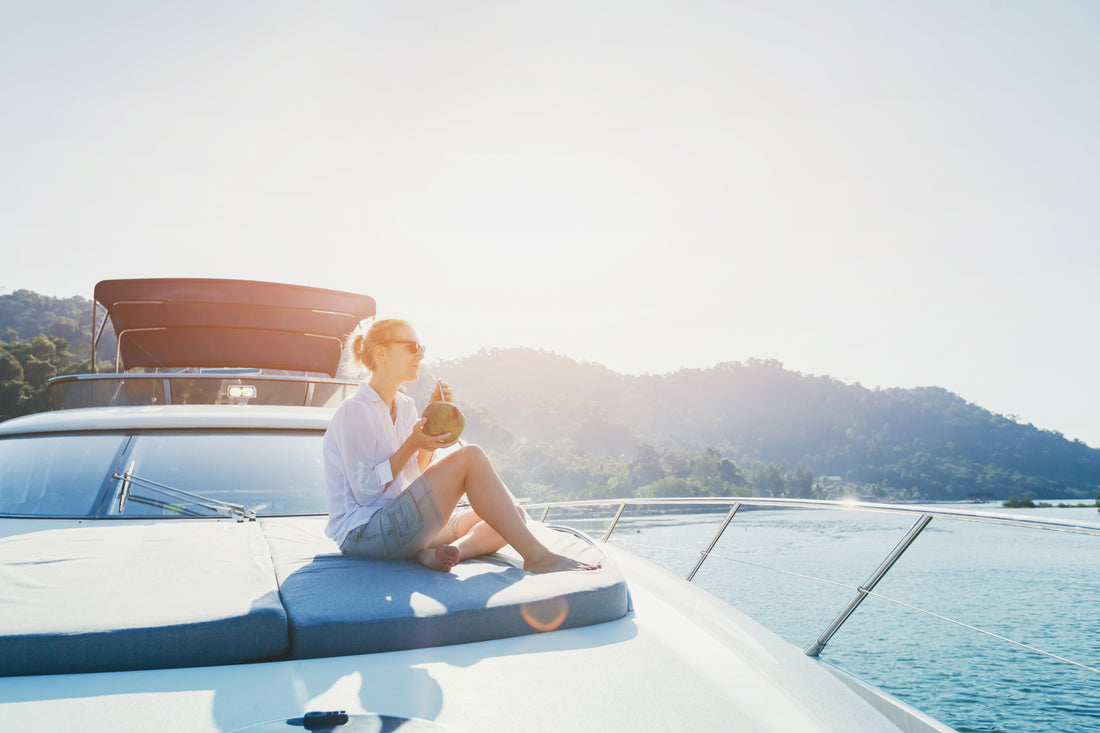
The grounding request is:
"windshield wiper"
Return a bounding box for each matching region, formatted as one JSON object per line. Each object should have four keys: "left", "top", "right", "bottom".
{"left": 113, "top": 466, "right": 256, "bottom": 521}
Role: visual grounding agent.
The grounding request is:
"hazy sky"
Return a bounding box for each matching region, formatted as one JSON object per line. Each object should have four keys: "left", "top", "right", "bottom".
{"left": 4, "top": 2, "right": 1100, "bottom": 445}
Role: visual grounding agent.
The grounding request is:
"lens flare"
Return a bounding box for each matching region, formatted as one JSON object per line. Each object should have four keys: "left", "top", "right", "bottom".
{"left": 520, "top": 596, "right": 569, "bottom": 632}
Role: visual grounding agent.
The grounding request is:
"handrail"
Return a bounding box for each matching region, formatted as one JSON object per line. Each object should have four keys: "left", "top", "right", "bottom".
{"left": 527, "top": 496, "right": 1100, "bottom": 666}
{"left": 686, "top": 503, "right": 740, "bottom": 582}
{"left": 50, "top": 372, "right": 357, "bottom": 384}
{"left": 47, "top": 372, "right": 360, "bottom": 410}
{"left": 526, "top": 496, "right": 1100, "bottom": 536}
{"left": 602, "top": 502, "right": 629, "bottom": 543}
{"left": 804, "top": 512, "right": 933, "bottom": 656}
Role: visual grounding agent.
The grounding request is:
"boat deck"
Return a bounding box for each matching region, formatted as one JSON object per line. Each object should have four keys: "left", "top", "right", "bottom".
{"left": 0, "top": 542, "right": 944, "bottom": 732}
{"left": 0, "top": 517, "right": 626, "bottom": 677}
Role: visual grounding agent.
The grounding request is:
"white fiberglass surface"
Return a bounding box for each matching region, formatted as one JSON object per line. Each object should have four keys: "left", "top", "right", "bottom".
{"left": 0, "top": 546, "right": 919, "bottom": 733}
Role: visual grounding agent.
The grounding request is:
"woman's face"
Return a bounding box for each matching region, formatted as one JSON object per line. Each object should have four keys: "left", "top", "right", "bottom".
{"left": 379, "top": 326, "right": 425, "bottom": 382}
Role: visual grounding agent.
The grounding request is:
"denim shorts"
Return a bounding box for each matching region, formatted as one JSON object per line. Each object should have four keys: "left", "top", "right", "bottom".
{"left": 340, "top": 475, "right": 445, "bottom": 560}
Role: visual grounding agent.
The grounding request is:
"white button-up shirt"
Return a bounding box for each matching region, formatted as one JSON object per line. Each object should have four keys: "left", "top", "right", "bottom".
{"left": 323, "top": 383, "right": 422, "bottom": 545}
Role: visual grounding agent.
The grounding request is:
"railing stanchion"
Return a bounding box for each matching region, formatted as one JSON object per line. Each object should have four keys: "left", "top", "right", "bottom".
{"left": 539, "top": 505, "right": 550, "bottom": 522}
{"left": 602, "top": 502, "right": 629, "bottom": 542}
{"left": 687, "top": 503, "right": 741, "bottom": 582}
{"left": 805, "top": 512, "right": 934, "bottom": 657}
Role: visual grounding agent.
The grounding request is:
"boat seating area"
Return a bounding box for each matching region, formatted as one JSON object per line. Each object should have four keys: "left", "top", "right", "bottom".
{"left": 0, "top": 518, "right": 627, "bottom": 677}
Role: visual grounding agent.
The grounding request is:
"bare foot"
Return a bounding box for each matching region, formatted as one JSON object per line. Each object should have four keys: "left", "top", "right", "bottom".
{"left": 523, "top": 551, "right": 601, "bottom": 574}
{"left": 416, "top": 545, "right": 461, "bottom": 572}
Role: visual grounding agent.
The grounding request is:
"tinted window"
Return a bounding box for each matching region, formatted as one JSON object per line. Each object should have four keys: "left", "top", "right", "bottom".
{"left": 110, "top": 431, "right": 327, "bottom": 516}
{"left": 0, "top": 435, "right": 125, "bottom": 516}
{"left": 51, "top": 378, "right": 165, "bottom": 410}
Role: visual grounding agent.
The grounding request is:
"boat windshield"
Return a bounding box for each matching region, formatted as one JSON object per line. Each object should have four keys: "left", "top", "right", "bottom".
{"left": 110, "top": 432, "right": 327, "bottom": 517}
{"left": 0, "top": 431, "right": 328, "bottom": 518}
{"left": 0, "top": 435, "right": 126, "bottom": 516}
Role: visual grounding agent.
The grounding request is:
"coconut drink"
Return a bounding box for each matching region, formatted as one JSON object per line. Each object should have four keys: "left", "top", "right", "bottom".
{"left": 422, "top": 401, "right": 465, "bottom": 442}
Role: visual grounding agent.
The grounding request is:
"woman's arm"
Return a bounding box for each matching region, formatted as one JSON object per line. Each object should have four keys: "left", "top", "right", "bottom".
{"left": 416, "top": 444, "right": 433, "bottom": 473}
{"left": 396, "top": 416, "right": 456, "bottom": 475}
{"left": 390, "top": 419, "right": 431, "bottom": 479}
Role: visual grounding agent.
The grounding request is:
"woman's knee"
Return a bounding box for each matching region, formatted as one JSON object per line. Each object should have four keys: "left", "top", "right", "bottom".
{"left": 455, "top": 443, "right": 489, "bottom": 468}
{"left": 457, "top": 443, "right": 485, "bottom": 457}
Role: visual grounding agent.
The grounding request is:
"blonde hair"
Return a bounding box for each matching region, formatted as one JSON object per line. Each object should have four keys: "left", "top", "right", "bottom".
{"left": 344, "top": 318, "right": 412, "bottom": 375}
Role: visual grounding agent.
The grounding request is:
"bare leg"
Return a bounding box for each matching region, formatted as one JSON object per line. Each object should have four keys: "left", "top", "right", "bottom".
{"left": 428, "top": 507, "right": 480, "bottom": 547}
{"left": 417, "top": 509, "right": 502, "bottom": 570}
{"left": 452, "top": 520, "right": 507, "bottom": 561}
{"left": 440, "top": 503, "right": 533, "bottom": 561}
{"left": 423, "top": 446, "right": 598, "bottom": 573}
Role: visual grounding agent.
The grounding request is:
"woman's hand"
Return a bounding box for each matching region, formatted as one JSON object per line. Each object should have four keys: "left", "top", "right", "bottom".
{"left": 394, "top": 418, "right": 456, "bottom": 477}
{"left": 409, "top": 418, "right": 459, "bottom": 453}
{"left": 431, "top": 379, "right": 453, "bottom": 403}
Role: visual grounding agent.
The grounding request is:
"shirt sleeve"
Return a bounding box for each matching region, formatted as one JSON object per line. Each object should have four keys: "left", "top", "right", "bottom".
{"left": 333, "top": 400, "right": 395, "bottom": 505}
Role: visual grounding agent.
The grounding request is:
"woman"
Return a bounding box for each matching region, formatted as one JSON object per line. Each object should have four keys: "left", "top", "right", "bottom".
{"left": 323, "top": 318, "right": 596, "bottom": 574}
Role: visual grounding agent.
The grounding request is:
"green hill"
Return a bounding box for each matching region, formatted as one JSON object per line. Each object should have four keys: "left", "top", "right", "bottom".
{"left": 0, "top": 290, "right": 94, "bottom": 345}
{"left": 410, "top": 348, "right": 1100, "bottom": 502}
{"left": 0, "top": 290, "right": 113, "bottom": 417}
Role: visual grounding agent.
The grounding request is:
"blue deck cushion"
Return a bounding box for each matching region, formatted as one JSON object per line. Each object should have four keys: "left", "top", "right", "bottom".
{"left": 260, "top": 517, "right": 629, "bottom": 659}
{"left": 0, "top": 519, "right": 288, "bottom": 676}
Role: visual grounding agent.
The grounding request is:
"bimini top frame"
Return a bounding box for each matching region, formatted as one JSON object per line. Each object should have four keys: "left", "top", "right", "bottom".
{"left": 92, "top": 278, "right": 376, "bottom": 377}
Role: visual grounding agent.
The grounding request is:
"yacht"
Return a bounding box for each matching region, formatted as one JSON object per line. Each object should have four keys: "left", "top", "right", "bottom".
{"left": 0, "top": 278, "right": 966, "bottom": 731}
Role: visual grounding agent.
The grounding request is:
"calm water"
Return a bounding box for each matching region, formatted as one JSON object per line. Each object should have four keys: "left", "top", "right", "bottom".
{"left": 547, "top": 502, "right": 1100, "bottom": 733}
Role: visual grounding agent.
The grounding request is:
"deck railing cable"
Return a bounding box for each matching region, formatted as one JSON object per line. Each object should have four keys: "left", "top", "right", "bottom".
{"left": 530, "top": 497, "right": 1100, "bottom": 676}
{"left": 609, "top": 536, "right": 856, "bottom": 591}
{"left": 607, "top": 534, "right": 1100, "bottom": 675}
{"left": 859, "top": 588, "right": 1100, "bottom": 676}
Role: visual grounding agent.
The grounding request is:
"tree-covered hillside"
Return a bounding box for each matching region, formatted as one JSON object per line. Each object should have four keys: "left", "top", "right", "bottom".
{"left": 0, "top": 290, "right": 95, "bottom": 345}
{"left": 411, "top": 348, "right": 1100, "bottom": 502}
{"left": 0, "top": 290, "right": 114, "bottom": 418}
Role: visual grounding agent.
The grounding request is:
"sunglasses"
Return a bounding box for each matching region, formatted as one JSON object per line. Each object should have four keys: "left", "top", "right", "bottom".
{"left": 385, "top": 340, "right": 426, "bottom": 355}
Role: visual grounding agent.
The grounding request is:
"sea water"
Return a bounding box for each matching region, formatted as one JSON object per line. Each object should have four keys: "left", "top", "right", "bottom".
{"left": 553, "top": 503, "right": 1100, "bottom": 733}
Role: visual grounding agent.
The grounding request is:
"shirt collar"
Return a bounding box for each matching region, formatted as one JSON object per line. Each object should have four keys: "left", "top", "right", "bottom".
{"left": 358, "top": 383, "right": 409, "bottom": 404}
{"left": 358, "top": 383, "right": 383, "bottom": 403}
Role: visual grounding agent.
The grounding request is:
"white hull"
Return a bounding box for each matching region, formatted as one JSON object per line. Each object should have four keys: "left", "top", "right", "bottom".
{"left": 0, "top": 544, "right": 947, "bottom": 733}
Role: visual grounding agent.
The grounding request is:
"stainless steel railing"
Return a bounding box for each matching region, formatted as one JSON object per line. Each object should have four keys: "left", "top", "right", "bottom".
{"left": 527, "top": 497, "right": 1100, "bottom": 663}
{"left": 47, "top": 372, "right": 358, "bottom": 409}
